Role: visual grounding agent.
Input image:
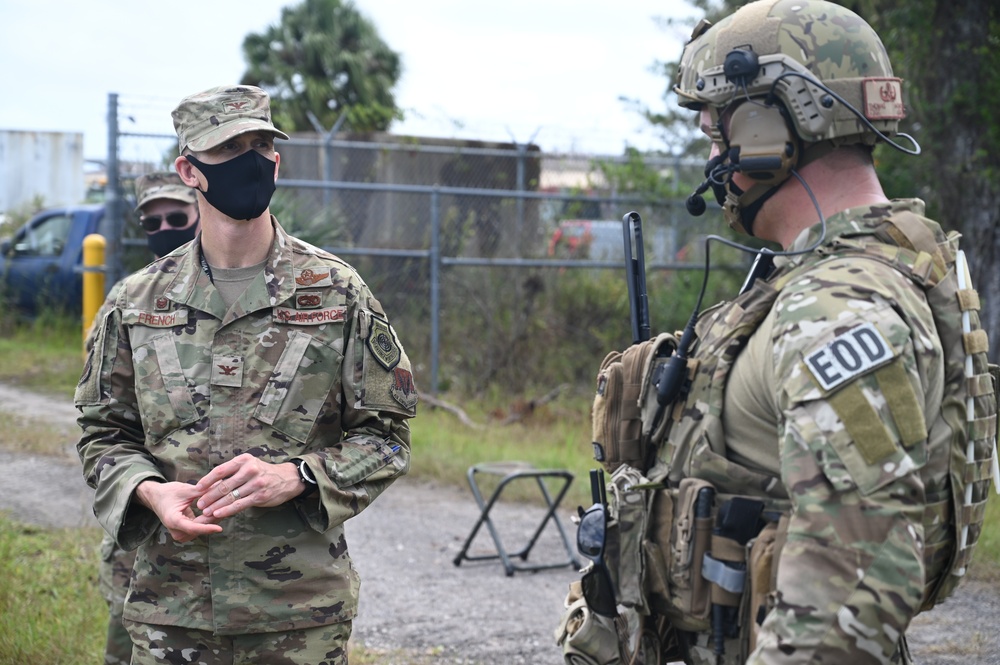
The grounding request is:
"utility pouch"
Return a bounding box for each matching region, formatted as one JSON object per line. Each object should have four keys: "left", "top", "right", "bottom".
{"left": 555, "top": 577, "right": 662, "bottom": 665}
{"left": 746, "top": 518, "right": 782, "bottom": 655}
{"left": 606, "top": 465, "right": 650, "bottom": 612}
{"left": 592, "top": 334, "right": 677, "bottom": 474}
{"left": 643, "top": 489, "right": 674, "bottom": 616}
{"left": 641, "top": 477, "right": 715, "bottom": 632}
{"left": 593, "top": 350, "right": 626, "bottom": 472}
{"left": 555, "top": 580, "right": 623, "bottom": 665}
{"left": 638, "top": 333, "right": 682, "bottom": 447}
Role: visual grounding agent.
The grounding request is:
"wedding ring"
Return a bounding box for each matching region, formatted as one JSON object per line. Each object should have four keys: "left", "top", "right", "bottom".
{"left": 231, "top": 489, "right": 241, "bottom": 500}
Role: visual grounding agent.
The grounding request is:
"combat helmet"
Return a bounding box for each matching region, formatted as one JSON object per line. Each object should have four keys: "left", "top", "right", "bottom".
{"left": 674, "top": 0, "right": 905, "bottom": 234}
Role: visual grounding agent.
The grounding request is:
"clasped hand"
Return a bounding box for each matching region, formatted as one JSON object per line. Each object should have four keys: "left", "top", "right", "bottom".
{"left": 136, "top": 453, "right": 303, "bottom": 543}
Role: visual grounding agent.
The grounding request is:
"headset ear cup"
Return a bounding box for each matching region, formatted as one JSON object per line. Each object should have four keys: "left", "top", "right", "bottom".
{"left": 728, "top": 103, "right": 798, "bottom": 185}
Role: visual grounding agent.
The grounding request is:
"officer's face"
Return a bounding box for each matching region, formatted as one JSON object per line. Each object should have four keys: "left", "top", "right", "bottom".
{"left": 194, "top": 131, "right": 277, "bottom": 165}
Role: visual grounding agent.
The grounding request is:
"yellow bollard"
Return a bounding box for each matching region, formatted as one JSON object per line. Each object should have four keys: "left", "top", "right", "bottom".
{"left": 82, "top": 233, "right": 107, "bottom": 354}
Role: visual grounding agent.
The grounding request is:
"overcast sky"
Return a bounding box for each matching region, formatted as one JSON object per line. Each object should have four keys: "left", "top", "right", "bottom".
{"left": 0, "top": 0, "right": 700, "bottom": 162}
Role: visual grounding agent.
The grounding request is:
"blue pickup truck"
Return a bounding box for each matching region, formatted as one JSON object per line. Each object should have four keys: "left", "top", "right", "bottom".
{"left": 0, "top": 204, "right": 144, "bottom": 317}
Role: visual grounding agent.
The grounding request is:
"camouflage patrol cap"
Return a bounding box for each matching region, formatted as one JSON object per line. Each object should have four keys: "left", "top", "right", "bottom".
{"left": 674, "top": 0, "right": 903, "bottom": 146}
{"left": 133, "top": 171, "right": 197, "bottom": 213}
{"left": 171, "top": 85, "right": 290, "bottom": 153}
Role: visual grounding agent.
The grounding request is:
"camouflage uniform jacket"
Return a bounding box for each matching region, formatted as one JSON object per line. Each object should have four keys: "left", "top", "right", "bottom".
{"left": 85, "top": 278, "right": 139, "bottom": 607}
{"left": 649, "top": 199, "right": 988, "bottom": 663}
{"left": 76, "top": 219, "right": 417, "bottom": 635}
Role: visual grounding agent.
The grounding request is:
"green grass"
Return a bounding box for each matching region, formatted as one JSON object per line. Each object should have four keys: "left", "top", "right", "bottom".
{"left": 0, "top": 311, "right": 86, "bottom": 398}
{"left": 0, "top": 411, "right": 77, "bottom": 458}
{"left": 0, "top": 519, "right": 106, "bottom": 664}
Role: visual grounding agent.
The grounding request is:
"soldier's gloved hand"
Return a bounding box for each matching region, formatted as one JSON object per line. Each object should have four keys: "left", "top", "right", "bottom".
{"left": 135, "top": 479, "right": 224, "bottom": 544}
{"left": 194, "top": 452, "right": 305, "bottom": 521}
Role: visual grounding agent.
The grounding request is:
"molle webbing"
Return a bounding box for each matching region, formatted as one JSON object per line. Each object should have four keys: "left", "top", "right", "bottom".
{"left": 950, "top": 256, "right": 996, "bottom": 585}
{"left": 879, "top": 210, "right": 954, "bottom": 277}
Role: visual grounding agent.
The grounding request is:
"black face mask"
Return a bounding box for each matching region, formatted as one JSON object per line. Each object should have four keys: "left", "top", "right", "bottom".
{"left": 185, "top": 150, "right": 277, "bottom": 221}
{"left": 147, "top": 223, "right": 198, "bottom": 258}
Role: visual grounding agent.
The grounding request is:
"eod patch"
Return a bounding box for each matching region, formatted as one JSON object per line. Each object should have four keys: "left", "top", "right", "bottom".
{"left": 804, "top": 322, "right": 896, "bottom": 392}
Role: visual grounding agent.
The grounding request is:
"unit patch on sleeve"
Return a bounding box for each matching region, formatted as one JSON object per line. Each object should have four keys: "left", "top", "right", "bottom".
{"left": 804, "top": 322, "right": 896, "bottom": 392}
{"left": 366, "top": 317, "right": 401, "bottom": 371}
{"left": 390, "top": 367, "right": 418, "bottom": 410}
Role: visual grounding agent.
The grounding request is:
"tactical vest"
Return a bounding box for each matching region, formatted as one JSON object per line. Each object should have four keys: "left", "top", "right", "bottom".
{"left": 574, "top": 210, "right": 998, "bottom": 665}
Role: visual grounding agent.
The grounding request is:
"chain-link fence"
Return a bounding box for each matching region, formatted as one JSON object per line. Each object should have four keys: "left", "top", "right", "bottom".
{"left": 106, "top": 93, "right": 739, "bottom": 395}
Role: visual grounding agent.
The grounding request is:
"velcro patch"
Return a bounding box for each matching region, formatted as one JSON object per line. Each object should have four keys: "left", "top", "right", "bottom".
{"left": 273, "top": 306, "right": 346, "bottom": 325}
{"left": 367, "top": 317, "right": 400, "bottom": 371}
{"left": 862, "top": 78, "right": 905, "bottom": 120}
{"left": 222, "top": 98, "right": 253, "bottom": 114}
{"left": 389, "top": 367, "right": 418, "bottom": 410}
{"left": 122, "top": 308, "right": 189, "bottom": 328}
{"left": 295, "top": 292, "right": 323, "bottom": 309}
{"left": 212, "top": 355, "right": 244, "bottom": 387}
{"left": 294, "top": 268, "right": 333, "bottom": 288}
{"left": 804, "top": 322, "right": 895, "bottom": 392}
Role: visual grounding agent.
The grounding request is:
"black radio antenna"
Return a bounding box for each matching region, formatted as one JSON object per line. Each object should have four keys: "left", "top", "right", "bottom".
{"left": 623, "top": 211, "right": 650, "bottom": 344}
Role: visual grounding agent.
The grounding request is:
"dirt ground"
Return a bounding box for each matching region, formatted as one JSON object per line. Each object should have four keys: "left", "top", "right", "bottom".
{"left": 0, "top": 382, "right": 998, "bottom": 665}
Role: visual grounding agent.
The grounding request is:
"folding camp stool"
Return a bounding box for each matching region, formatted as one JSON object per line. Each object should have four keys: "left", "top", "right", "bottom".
{"left": 453, "top": 461, "right": 582, "bottom": 576}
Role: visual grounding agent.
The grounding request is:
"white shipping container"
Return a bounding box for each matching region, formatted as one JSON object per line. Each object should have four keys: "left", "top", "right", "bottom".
{"left": 0, "top": 130, "right": 84, "bottom": 213}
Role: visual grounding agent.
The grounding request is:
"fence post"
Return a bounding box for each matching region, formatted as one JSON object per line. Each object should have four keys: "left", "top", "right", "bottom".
{"left": 429, "top": 187, "right": 441, "bottom": 394}
{"left": 105, "top": 92, "right": 124, "bottom": 286}
{"left": 306, "top": 110, "right": 347, "bottom": 210}
{"left": 515, "top": 142, "right": 526, "bottom": 255}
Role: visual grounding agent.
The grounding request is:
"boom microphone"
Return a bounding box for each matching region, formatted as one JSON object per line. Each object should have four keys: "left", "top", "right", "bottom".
{"left": 686, "top": 180, "right": 711, "bottom": 216}
{"left": 686, "top": 153, "right": 734, "bottom": 217}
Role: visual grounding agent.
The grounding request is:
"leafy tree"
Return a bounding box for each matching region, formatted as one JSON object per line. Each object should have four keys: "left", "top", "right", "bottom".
{"left": 241, "top": 0, "right": 403, "bottom": 133}
{"left": 852, "top": 0, "right": 1000, "bottom": 360}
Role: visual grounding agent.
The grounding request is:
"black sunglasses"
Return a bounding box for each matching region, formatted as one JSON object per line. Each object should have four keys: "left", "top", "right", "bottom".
{"left": 139, "top": 212, "right": 190, "bottom": 233}
{"left": 577, "top": 470, "right": 617, "bottom": 617}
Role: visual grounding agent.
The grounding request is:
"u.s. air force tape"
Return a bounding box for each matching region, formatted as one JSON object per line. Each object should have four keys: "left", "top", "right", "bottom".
{"left": 804, "top": 322, "right": 895, "bottom": 392}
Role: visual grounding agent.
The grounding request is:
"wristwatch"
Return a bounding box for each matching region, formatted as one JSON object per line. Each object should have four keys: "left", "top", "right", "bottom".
{"left": 290, "top": 458, "right": 318, "bottom": 497}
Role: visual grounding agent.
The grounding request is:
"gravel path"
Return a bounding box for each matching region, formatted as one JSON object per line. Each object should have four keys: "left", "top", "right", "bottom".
{"left": 0, "top": 382, "right": 997, "bottom": 664}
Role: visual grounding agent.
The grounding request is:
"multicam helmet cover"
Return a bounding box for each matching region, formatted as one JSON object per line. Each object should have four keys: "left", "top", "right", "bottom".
{"left": 674, "top": 0, "right": 905, "bottom": 234}
{"left": 675, "top": 0, "right": 904, "bottom": 146}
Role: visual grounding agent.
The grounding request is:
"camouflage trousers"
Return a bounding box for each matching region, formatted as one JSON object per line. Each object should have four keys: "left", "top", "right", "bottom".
{"left": 103, "top": 602, "right": 131, "bottom": 665}
{"left": 99, "top": 538, "right": 136, "bottom": 665}
{"left": 123, "top": 619, "right": 352, "bottom": 665}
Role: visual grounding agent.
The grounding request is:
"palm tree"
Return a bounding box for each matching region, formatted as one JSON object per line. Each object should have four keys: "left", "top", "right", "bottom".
{"left": 241, "top": 0, "right": 403, "bottom": 133}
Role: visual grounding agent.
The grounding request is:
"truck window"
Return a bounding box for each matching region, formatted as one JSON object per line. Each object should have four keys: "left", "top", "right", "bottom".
{"left": 14, "top": 213, "right": 73, "bottom": 257}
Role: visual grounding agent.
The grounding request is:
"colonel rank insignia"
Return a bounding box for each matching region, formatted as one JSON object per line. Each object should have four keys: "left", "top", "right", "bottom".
{"left": 367, "top": 317, "right": 400, "bottom": 370}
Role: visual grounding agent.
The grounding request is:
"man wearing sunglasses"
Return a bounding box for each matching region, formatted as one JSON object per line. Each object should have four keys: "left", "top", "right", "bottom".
{"left": 83, "top": 171, "right": 199, "bottom": 665}
{"left": 76, "top": 85, "right": 417, "bottom": 665}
